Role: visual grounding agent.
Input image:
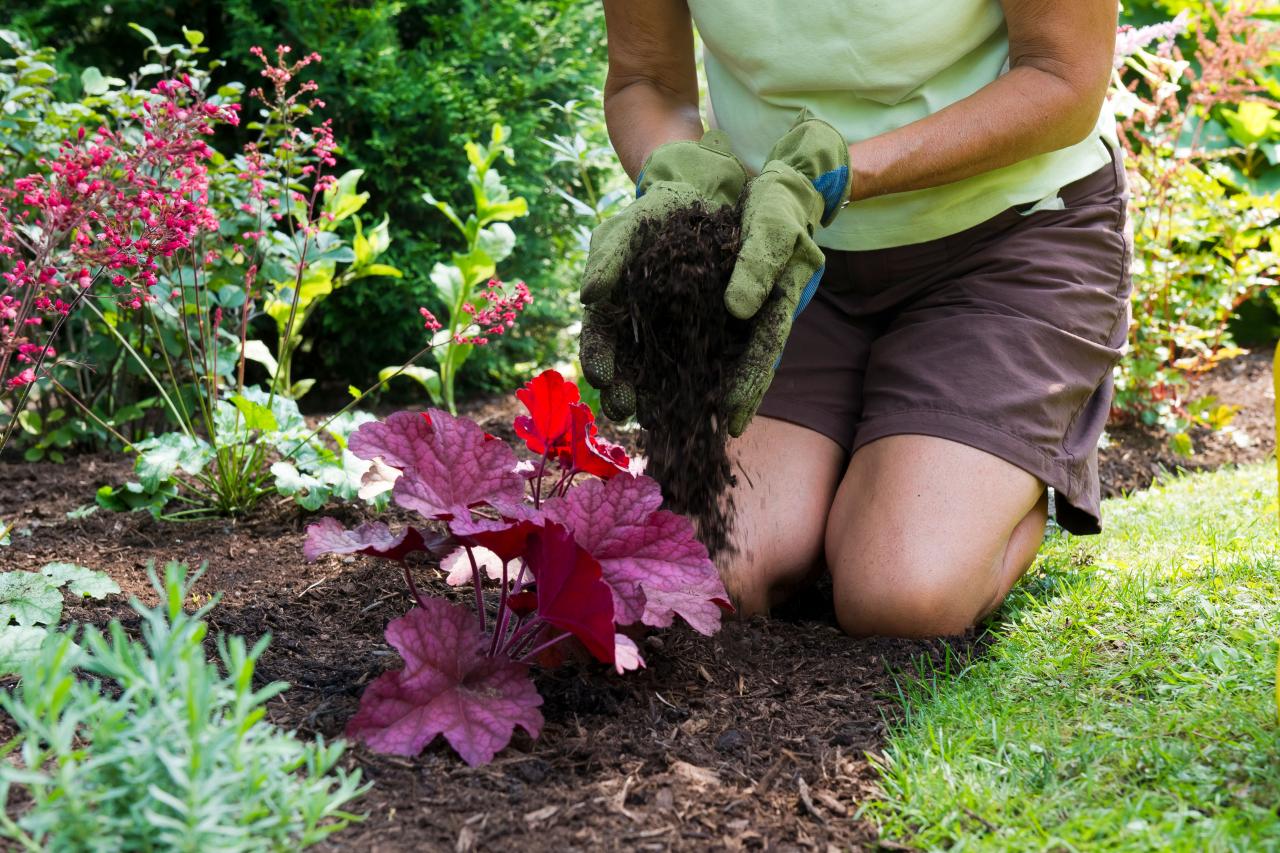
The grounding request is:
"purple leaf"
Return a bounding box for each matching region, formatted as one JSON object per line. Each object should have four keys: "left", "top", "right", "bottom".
{"left": 543, "top": 475, "right": 731, "bottom": 635}
{"left": 347, "top": 597, "right": 543, "bottom": 766}
{"left": 349, "top": 410, "right": 526, "bottom": 520}
{"left": 524, "top": 523, "right": 616, "bottom": 664}
{"left": 303, "top": 518, "right": 448, "bottom": 562}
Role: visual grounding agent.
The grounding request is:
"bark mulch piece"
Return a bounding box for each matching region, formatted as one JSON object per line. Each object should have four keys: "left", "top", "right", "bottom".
{"left": 602, "top": 202, "right": 751, "bottom": 556}
{"left": 0, "top": 445, "right": 953, "bottom": 852}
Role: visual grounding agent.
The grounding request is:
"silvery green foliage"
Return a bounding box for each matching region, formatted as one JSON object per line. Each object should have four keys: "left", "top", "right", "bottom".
{"left": 0, "top": 562, "right": 366, "bottom": 851}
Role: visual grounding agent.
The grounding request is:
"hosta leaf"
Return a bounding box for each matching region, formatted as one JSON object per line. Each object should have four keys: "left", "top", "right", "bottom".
{"left": 40, "top": 563, "right": 120, "bottom": 599}
{"left": 346, "top": 597, "right": 543, "bottom": 765}
{"left": 348, "top": 411, "right": 525, "bottom": 520}
{"left": 543, "top": 475, "right": 731, "bottom": 635}
{"left": 0, "top": 572, "right": 62, "bottom": 628}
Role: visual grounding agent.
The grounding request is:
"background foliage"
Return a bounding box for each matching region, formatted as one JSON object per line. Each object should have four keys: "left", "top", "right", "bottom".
{"left": 6, "top": 0, "right": 608, "bottom": 398}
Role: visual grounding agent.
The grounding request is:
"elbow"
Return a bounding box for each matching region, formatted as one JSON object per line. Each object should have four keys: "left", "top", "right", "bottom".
{"left": 1023, "top": 64, "right": 1109, "bottom": 151}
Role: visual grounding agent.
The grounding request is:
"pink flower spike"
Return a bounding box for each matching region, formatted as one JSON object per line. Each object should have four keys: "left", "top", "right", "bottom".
{"left": 346, "top": 598, "right": 543, "bottom": 765}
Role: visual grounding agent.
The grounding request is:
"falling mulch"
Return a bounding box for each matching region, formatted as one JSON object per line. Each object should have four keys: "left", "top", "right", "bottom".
{"left": 0, "top": 427, "right": 953, "bottom": 852}
{"left": 602, "top": 202, "right": 751, "bottom": 556}
{"left": 1098, "top": 349, "right": 1275, "bottom": 497}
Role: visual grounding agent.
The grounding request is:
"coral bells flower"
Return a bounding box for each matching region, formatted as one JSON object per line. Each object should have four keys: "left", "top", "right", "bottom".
{"left": 419, "top": 307, "right": 442, "bottom": 332}
{"left": 453, "top": 279, "right": 533, "bottom": 346}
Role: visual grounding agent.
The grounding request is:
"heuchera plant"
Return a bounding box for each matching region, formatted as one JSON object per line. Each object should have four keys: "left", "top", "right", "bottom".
{"left": 305, "top": 369, "right": 731, "bottom": 765}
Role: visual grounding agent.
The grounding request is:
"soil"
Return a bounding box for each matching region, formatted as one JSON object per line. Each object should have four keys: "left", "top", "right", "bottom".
{"left": 0, "top": 396, "right": 953, "bottom": 853}
{"left": 1098, "top": 349, "right": 1275, "bottom": 497}
{"left": 0, "top": 353, "right": 1272, "bottom": 851}
{"left": 604, "top": 203, "right": 751, "bottom": 557}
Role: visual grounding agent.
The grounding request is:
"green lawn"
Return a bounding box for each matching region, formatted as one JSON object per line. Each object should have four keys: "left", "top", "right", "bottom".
{"left": 868, "top": 463, "right": 1280, "bottom": 852}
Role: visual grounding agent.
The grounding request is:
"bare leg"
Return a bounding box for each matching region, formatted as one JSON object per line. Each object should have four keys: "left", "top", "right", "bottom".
{"left": 718, "top": 416, "right": 846, "bottom": 616}
{"left": 826, "top": 434, "right": 1048, "bottom": 638}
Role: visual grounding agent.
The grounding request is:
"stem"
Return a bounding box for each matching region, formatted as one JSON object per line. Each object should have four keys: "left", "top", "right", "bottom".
{"left": 44, "top": 375, "right": 131, "bottom": 448}
{"left": 502, "top": 615, "right": 545, "bottom": 658}
{"left": 80, "top": 300, "right": 192, "bottom": 439}
{"left": 403, "top": 563, "right": 428, "bottom": 610}
{"left": 467, "top": 546, "right": 486, "bottom": 634}
{"left": 518, "top": 630, "right": 570, "bottom": 664}
{"left": 489, "top": 558, "right": 511, "bottom": 658}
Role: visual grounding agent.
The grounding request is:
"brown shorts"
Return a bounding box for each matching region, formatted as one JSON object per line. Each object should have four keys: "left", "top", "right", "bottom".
{"left": 756, "top": 147, "right": 1132, "bottom": 535}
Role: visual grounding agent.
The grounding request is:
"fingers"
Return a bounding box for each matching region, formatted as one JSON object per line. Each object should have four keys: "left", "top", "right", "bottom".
{"left": 580, "top": 306, "right": 636, "bottom": 422}
{"left": 725, "top": 295, "right": 795, "bottom": 437}
{"left": 724, "top": 171, "right": 807, "bottom": 320}
{"left": 581, "top": 212, "right": 637, "bottom": 306}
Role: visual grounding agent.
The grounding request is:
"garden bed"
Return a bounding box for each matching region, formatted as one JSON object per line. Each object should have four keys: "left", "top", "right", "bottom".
{"left": 0, "top": 447, "right": 955, "bottom": 851}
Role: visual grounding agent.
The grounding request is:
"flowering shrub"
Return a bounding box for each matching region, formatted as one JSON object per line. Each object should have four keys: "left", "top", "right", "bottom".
{"left": 0, "top": 28, "right": 239, "bottom": 451}
{"left": 1111, "top": 6, "right": 1280, "bottom": 447}
{"left": 306, "top": 369, "right": 731, "bottom": 765}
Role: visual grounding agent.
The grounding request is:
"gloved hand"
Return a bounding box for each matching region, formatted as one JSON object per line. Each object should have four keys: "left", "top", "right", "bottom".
{"left": 723, "top": 112, "right": 852, "bottom": 436}
{"left": 579, "top": 130, "right": 748, "bottom": 421}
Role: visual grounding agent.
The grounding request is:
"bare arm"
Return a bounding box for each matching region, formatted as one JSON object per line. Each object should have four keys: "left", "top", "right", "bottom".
{"left": 848, "top": 0, "right": 1119, "bottom": 201}
{"left": 601, "top": 0, "right": 703, "bottom": 180}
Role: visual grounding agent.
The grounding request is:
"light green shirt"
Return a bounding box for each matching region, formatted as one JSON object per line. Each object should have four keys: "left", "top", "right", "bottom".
{"left": 690, "top": 0, "right": 1119, "bottom": 251}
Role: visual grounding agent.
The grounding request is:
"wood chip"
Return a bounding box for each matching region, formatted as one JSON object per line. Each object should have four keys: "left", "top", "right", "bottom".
{"left": 670, "top": 760, "right": 721, "bottom": 788}
{"left": 797, "top": 776, "right": 826, "bottom": 823}
{"left": 524, "top": 805, "right": 560, "bottom": 824}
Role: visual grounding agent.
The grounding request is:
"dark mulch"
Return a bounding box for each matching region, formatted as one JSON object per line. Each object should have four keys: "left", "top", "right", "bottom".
{"left": 0, "top": 402, "right": 951, "bottom": 852}
{"left": 1098, "top": 349, "right": 1274, "bottom": 497}
{"left": 1, "top": 351, "right": 1271, "bottom": 850}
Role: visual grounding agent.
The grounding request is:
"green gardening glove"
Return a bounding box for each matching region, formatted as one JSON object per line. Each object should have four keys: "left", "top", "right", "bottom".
{"left": 579, "top": 130, "right": 748, "bottom": 421}
{"left": 723, "top": 112, "right": 852, "bottom": 436}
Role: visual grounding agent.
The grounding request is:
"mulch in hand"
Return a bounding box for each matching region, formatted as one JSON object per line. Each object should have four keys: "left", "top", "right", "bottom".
{"left": 601, "top": 202, "right": 750, "bottom": 556}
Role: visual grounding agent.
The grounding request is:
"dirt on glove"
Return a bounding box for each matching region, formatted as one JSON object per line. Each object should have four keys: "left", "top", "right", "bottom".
{"left": 599, "top": 202, "right": 750, "bottom": 557}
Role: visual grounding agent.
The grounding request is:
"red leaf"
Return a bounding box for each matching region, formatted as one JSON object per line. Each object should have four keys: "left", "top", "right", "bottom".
{"left": 567, "top": 403, "right": 630, "bottom": 479}
{"left": 449, "top": 516, "right": 542, "bottom": 562}
{"left": 303, "top": 518, "right": 448, "bottom": 563}
{"left": 506, "top": 590, "right": 538, "bottom": 617}
{"left": 524, "top": 522, "right": 616, "bottom": 664}
{"left": 346, "top": 597, "right": 543, "bottom": 766}
{"left": 349, "top": 410, "right": 526, "bottom": 520}
{"left": 544, "top": 475, "right": 731, "bottom": 635}
{"left": 513, "top": 369, "right": 578, "bottom": 458}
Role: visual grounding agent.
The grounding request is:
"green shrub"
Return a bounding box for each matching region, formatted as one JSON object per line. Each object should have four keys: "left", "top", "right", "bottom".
{"left": 0, "top": 562, "right": 366, "bottom": 851}
{"left": 9, "top": 0, "right": 608, "bottom": 395}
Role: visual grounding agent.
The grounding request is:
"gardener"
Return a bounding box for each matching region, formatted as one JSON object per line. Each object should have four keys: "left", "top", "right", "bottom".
{"left": 579, "top": 1, "right": 1129, "bottom": 637}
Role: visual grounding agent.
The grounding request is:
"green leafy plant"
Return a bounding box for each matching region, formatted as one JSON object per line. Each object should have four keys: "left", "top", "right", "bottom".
{"left": 400, "top": 123, "right": 531, "bottom": 412}
{"left": 257, "top": 169, "right": 401, "bottom": 401}
{"left": 0, "top": 561, "right": 366, "bottom": 851}
{"left": 1113, "top": 5, "right": 1280, "bottom": 448}
{"left": 0, "top": 562, "right": 119, "bottom": 674}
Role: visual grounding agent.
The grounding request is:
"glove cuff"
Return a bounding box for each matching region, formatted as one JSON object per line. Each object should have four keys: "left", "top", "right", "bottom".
{"left": 765, "top": 111, "right": 852, "bottom": 228}
{"left": 636, "top": 130, "right": 748, "bottom": 207}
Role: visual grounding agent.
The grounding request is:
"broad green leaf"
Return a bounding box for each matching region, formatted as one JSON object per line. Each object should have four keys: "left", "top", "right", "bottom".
{"left": 0, "top": 573, "right": 62, "bottom": 628}
{"left": 348, "top": 385, "right": 362, "bottom": 400}
{"left": 353, "top": 218, "right": 372, "bottom": 267}
{"left": 241, "top": 339, "right": 279, "bottom": 377}
{"left": 289, "top": 378, "right": 316, "bottom": 399}
{"left": 40, "top": 563, "right": 120, "bottom": 600}
{"left": 129, "top": 23, "right": 160, "bottom": 46}
{"left": 80, "top": 66, "right": 122, "bottom": 95}
{"left": 17, "top": 410, "right": 41, "bottom": 435}
{"left": 1221, "top": 101, "right": 1280, "bottom": 146}
{"left": 477, "top": 223, "right": 516, "bottom": 265}
{"left": 182, "top": 26, "right": 204, "bottom": 46}
{"left": 430, "top": 262, "right": 465, "bottom": 307}
{"left": 454, "top": 248, "right": 496, "bottom": 290}
{"left": 322, "top": 169, "right": 369, "bottom": 225}
{"left": 353, "top": 263, "right": 402, "bottom": 279}
{"left": 366, "top": 214, "right": 393, "bottom": 257}
{"left": 0, "top": 626, "right": 49, "bottom": 675}
{"left": 378, "top": 365, "right": 440, "bottom": 402}
{"left": 230, "top": 394, "right": 279, "bottom": 432}
{"left": 133, "top": 433, "right": 213, "bottom": 491}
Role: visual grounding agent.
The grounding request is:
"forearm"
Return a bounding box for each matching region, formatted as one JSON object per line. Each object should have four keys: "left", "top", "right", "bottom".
{"left": 848, "top": 66, "right": 1106, "bottom": 202}
{"left": 603, "top": 80, "right": 704, "bottom": 181}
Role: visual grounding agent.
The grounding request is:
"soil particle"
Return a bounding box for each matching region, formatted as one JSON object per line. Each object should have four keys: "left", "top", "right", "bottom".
{"left": 603, "top": 202, "right": 750, "bottom": 556}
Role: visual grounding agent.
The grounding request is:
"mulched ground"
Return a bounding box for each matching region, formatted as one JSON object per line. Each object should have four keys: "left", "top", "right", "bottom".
{"left": 1098, "top": 349, "right": 1275, "bottom": 497}
{"left": 0, "top": 349, "right": 1272, "bottom": 851}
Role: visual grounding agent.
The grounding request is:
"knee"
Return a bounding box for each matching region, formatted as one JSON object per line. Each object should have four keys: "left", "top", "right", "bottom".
{"left": 827, "top": 536, "right": 996, "bottom": 639}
